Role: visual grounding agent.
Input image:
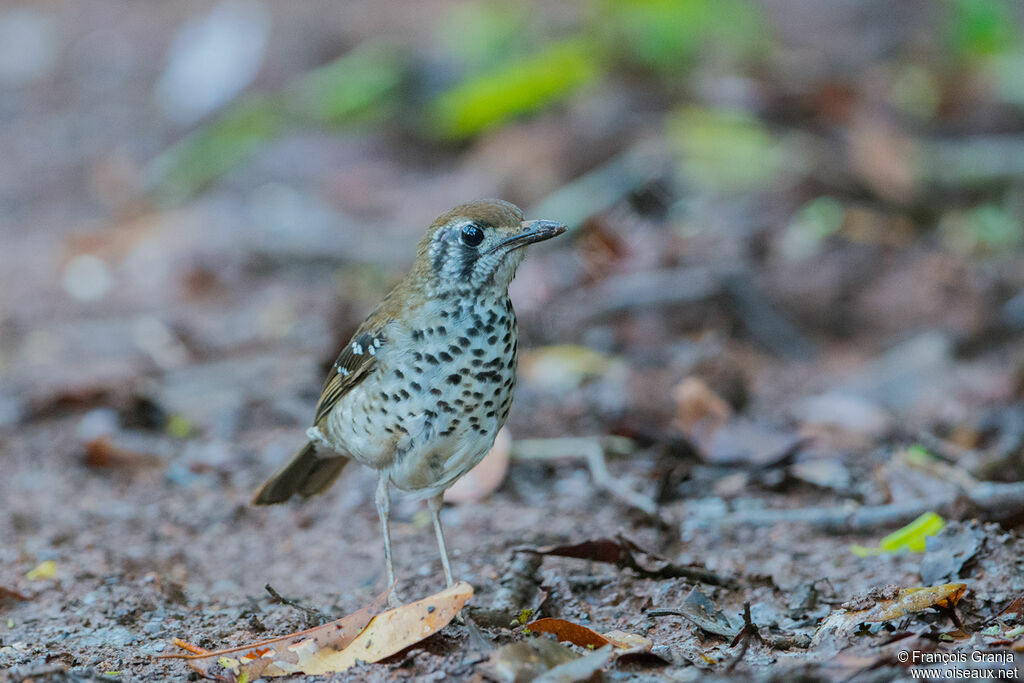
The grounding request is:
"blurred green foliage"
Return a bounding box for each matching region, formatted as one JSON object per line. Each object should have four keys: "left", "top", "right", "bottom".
{"left": 428, "top": 38, "right": 599, "bottom": 140}
{"left": 667, "top": 106, "right": 786, "bottom": 192}
{"left": 946, "top": 0, "right": 1019, "bottom": 57}
{"left": 596, "top": 0, "right": 766, "bottom": 74}
{"left": 780, "top": 197, "right": 846, "bottom": 262}
{"left": 940, "top": 202, "right": 1023, "bottom": 255}
{"left": 145, "top": 44, "right": 402, "bottom": 204}
{"left": 145, "top": 95, "right": 284, "bottom": 205}
{"left": 435, "top": 2, "right": 531, "bottom": 74}
{"left": 146, "top": 0, "right": 777, "bottom": 204}
{"left": 289, "top": 43, "right": 405, "bottom": 124}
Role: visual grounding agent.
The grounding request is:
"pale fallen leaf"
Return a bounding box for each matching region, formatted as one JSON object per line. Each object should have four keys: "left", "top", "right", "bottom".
{"left": 813, "top": 583, "right": 966, "bottom": 645}
{"left": 164, "top": 587, "right": 390, "bottom": 677}
{"left": 485, "top": 638, "right": 578, "bottom": 682}
{"left": 165, "top": 582, "right": 472, "bottom": 677}
{"left": 445, "top": 427, "right": 511, "bottom": 503}
{"left": 673, "top": 376, "right": 731, "bottom": 442}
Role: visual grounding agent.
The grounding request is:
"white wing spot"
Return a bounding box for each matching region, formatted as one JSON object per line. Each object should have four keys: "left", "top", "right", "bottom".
{"left": 352, "top": 343, "right": 363, "bottom": 355}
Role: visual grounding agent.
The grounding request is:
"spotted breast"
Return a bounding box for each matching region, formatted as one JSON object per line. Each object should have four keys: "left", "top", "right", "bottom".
{"left": 315, "top": 293, "right": 517, "bottom": 499}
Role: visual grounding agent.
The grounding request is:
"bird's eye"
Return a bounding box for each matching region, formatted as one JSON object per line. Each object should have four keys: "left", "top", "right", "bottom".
{"left": 460, "top": 224, "right": 485, "bottom": 248}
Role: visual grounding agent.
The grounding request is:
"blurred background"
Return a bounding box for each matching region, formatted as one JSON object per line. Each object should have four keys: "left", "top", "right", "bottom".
{"left": 3, "top": 0, "right": 1024, "bottom": 676}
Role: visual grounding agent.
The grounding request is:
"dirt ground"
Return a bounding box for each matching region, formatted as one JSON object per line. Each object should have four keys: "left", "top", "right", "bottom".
{"left": 3, "top": 1, "right": 1024, "bottom": 681}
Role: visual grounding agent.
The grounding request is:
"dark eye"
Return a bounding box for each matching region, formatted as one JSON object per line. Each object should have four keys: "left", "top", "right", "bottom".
{"left": 460, "top": 224, "right": 485, "bottom": 247}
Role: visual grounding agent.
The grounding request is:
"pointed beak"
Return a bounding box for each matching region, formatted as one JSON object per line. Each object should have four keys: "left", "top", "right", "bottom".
{"left": 489, "top": 219, "right": 567, "bottom": 254}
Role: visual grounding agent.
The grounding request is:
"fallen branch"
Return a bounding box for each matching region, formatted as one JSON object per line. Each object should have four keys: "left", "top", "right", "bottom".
{"left": 687, "top": 481, "right": 1024, "bottom": 532}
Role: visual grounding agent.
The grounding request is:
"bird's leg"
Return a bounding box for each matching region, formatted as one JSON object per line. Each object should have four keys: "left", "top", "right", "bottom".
{"left": 375, "top": 472, "right": 401, "bottom": 607}
{"left": 428, "top": 493, "right": 454, "bottom": 587}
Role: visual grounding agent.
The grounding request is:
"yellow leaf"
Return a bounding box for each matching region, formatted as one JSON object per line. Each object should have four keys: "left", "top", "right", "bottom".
{"left": 26, "top": 560, "right": 56, "bottom": 581}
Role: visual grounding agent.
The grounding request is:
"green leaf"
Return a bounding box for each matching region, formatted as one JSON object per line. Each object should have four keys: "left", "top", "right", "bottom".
{"left": 428, "top": 37, "right": 600, "bottom": 140}
{"left": 144, "top": 94, "right": 284, "bottom": 206}
{"left": 288, "top": 42, "right": 404, "bottom": 124}
{"left": 850, "top": 512, "right": 945, "bottom": 557}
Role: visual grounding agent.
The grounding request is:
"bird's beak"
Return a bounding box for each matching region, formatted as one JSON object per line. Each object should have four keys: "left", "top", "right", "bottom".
{"left": 489, "top": 219, "right": 567, "bottom": 253}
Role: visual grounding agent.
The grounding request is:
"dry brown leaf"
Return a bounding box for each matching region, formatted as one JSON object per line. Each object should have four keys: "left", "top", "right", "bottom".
{"left": 526, "top": 617, "right": 652, "bottom": 654}
{"left": 0, "top": 586, "right": 31, "bottom": 603}
{"left": 445, "top": 427, "right": 511, "bottom": 503}
{"left": 165, "top": 582, "right": 472, "bottom": 677}
{"left": 83, "top": 437, "right": 163, "bottom": 470}
{"left": 520, "top": 535, "right": 732, "bottom": 587}
{"left": 813, "top": 583, "right": 966, "bottom": 645}
{"left": 163, "top": 586, "right": 390, "bottom": 678}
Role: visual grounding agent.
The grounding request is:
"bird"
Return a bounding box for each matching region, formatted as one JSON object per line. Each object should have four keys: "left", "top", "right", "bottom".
{"left": 253, "top": 199, "right": 566, "bottom": 602}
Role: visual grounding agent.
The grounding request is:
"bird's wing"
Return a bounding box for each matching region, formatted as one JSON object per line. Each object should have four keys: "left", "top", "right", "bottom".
{"left": 313, "top": 322, "right": 390, "bottom": 428}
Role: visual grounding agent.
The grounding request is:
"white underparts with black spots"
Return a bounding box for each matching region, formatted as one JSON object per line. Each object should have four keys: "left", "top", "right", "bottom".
{"left": 320, "top": 293, "right": 518, "bottom": 500}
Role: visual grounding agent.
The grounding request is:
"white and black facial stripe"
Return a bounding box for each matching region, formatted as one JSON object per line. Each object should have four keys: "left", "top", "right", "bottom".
{"left": 428, "top": 220, "right": 515, "bottom": 293}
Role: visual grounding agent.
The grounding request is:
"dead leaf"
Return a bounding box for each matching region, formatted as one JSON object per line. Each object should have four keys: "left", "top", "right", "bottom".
{"left": 484, "top": 638, "right": 579, "bottom": 682}
{"left": 519, "top": 535, "right": 732, "bottom": 587}
{"left": 83, "top": 437, "right": 163, "bottom": 470}
{"left": 526, "top": 617, "right": 652, "bottom": 654}
{"left": 164, "top": 582, "right": 471, "bottom": 677}
{"left": 994, "top": 596, "right": 1024, "bottom": 623}
{"left": 813, "top": 583, "right": 967, "bottom": 645}
{"left": 578, "top": 215, "right": 630, "bottom": 283}
{"left": 919, "top": 520, "right": 985, "bottom": 584}
{"left": 536, "top": 645, "right": 614, "bottom": 682}
{"left": 164, "top": 586, "right": 390, "bottom": 677}
{"left": 445, "top": 427, "right": 511, "bottom": 503}
{"left": 0, "top": 586, "right": 31, "bottom": 603}
{"left": 527, "top": 618, "right": 609, "bottom": 648}
{"left": 649, "top": 586, "right": 740, "bottom": 639}
{"left": 673, "top": 377, "right": 731, "bottom": 443}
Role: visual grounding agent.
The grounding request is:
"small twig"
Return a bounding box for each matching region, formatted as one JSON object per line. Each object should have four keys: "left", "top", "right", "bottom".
{"left": 265, "top": 583, "right": 333, "bottom": 626}
{"left": 584, "top": 442, "right": 661, "bottom": 519}
{"left": 512, "top": 436, "right": 667, "bottom": 526}
{"left": 727, "top": 602, "right": 763, "bottom": 671}
{"left": 689, "top": 481, "right": 1024, "bottom": 532}
{"left": 550, "top": 266, "right": 720, "bottom": 332}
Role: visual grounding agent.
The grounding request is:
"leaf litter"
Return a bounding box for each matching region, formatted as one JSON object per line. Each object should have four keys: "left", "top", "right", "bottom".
{"left": 163, "top": 582, "right": 472, "bottom": 678}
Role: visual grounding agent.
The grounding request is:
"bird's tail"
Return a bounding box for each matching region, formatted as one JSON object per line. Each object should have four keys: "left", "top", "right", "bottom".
{"left": 252, "top": 441, "right": 349, "bottom": 505}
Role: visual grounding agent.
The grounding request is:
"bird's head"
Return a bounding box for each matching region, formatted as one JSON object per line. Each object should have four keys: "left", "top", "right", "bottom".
{"left": 413, "top": 199, "right": 566, "bottom": 298}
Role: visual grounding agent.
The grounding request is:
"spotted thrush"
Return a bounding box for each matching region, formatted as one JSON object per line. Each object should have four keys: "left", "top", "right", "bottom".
{"left": 253, "top": 199, "right": 566, "bottom": 601}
